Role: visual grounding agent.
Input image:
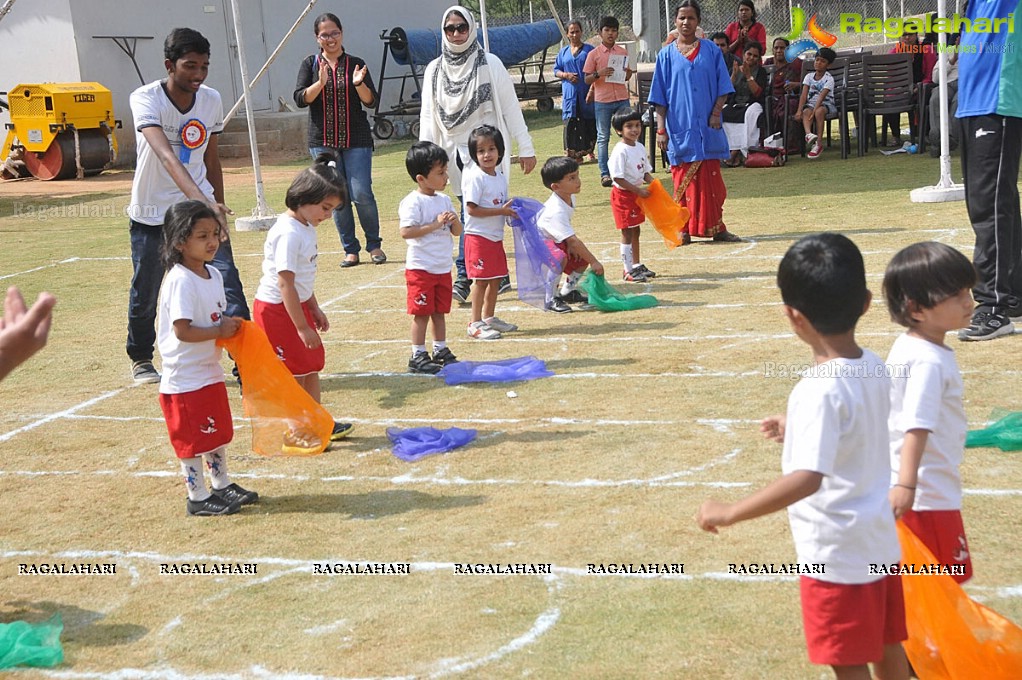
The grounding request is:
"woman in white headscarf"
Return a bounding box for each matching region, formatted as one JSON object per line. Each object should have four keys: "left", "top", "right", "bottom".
{"left": 419, "top": 5, "right": 536, "bottom": 301}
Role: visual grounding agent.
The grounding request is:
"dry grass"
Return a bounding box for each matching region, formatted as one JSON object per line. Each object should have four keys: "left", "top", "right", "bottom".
{"left": 1, "top": 110, "right": 1021, "bottom": 678}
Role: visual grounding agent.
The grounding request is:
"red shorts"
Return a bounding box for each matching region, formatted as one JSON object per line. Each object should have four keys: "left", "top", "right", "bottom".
{"left": 610, "top": 186, "right": 645, "bottom": 229}
{"left": 548, "top": 239, "right": 588, "bottom": 275}
{"left": 252, "top": 298, "right": 325, "bottom": 377}
{"left": 901, "top": 509, "right": 972, "bottom": 584}
{"left": 464, "top": 233, "right": 508, "bottom": 280}
{"left": 406, "top": 269, "right": 453, "bottom": 315}
{"left": 159, "top": 382, "right": 234, "bottom": 458}
{"left": 800, "top": 575, "right": 907, "bottom": 666}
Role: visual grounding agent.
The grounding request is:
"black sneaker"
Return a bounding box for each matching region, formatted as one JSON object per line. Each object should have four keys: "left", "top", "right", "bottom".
{"left": 1008, "top": 304, "right": 1022, "bottom": 322}
{"left": 452, "top": 278, "right": 471, "bottom": 304}
{"left": 131, "top": 360, "right": 161, "bottom": 385}
{"left": 958, "top": 309, "right": 1015, "bottom": 341}
{"left": 331, "top": 421, "right": 354, "bottom": 441}
{"left": 636, "top": 264, "right": 657, "bottom": 279}
{"left": 187, "top": 495, "right": 241, "bottom": 516}
{"left": 545, "top": 297, "right": 572, "bottom": 313}
{"left": 431, "top": 347, "right": 459, "bottom": 366}
{"left": 497, "top": 276, "right": 512, "bottom": 295}
{"left": 623, "top": 268, "right": 648, "bottom": 283}
{"left": 212, "top": 483, "right": 259, "bottom": 506}
{"left": 559, "top": 289, "right": 588, "bottom": 304}
{"left": 408, "top": 351, "right": 443, "bottom": 374}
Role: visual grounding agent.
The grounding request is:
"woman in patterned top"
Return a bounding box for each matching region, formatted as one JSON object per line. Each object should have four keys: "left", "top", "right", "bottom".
{"left": 294, "top": 12, "right": 386, "bottom": 268}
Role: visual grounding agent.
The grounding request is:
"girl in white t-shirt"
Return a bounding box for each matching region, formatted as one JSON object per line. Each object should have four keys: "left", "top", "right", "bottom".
{"left": 157, "top": 201, "right": 256, "bottom": 516}
{"left": 253, "top": 155, "right": 353, "bottom": 442}
{"left": 462, "top": 125, "right": 519, "bottom": 340}
{"left": 883, "top": 241, "right": 977, "bottom": 583}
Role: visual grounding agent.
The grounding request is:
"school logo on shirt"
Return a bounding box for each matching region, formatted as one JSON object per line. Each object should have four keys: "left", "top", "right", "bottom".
{"left": 210, "top": 312, "right": 221, "bottom": 323}
{"left": 199, "top": 416, "right": 218, "bottom": 434}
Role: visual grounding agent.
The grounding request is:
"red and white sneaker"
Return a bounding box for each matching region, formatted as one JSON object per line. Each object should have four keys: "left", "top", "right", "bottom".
{"left": 467, "top": 321, "right": 501, "bottom": 340}
{"left": 807, "top": 142, "right": 822, "bottom": 159}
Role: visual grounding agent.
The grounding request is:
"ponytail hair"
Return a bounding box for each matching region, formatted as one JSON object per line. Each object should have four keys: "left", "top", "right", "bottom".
{"left": 285, "top": 152, "right": 348, "bottom": 211}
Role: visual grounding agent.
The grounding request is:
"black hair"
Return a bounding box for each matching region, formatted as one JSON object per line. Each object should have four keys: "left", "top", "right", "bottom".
{"left": 406, "top": 141, "right": 448, "bottom": 181}
{"left": 737, "top": 0, "right": 758, "bottom": 23}
{"left": 161, "top": 200, "right": 220, "bottom": 269}
{"left": 285, "top": 152, "right": 348, "bottom": 211}
{"left": 541, "top": 156, "right": 580, "bottom": 189}
{"left": 611, "top": 106, "right": 643, "bottom": 133}
{"left": 882, "top": 242, "right": 976, "bottom": 327}
{"left": 599, "top": 16, "right": 619, "bottom": 31}
{"left": 744, "top": 41, "right": 764, "bottom": 56}
{"left": 816, "top": 47, "right": 837, "bottom": 64}
{"left": 467, "top": 124, "right": 505, "bottom": 165}
{"left": 676, "top": 1, "right": 702, "bottom": 22}
{"left": 566, "top": 20, "right": 584, "bottom": 33}
{"left": 164, "top": 28, "right": 210, "bottom": 62}
{"left": 773, "top": 37, "right": 790, "bottom": 48}
{"left": 313, "top": 13, "right": 342, "bottom": 34}
{"left": 711, "top": 31, "right": 729, "bottom": 42}
{"left": 777, "top": 233, "right": 868, "bottom": 335}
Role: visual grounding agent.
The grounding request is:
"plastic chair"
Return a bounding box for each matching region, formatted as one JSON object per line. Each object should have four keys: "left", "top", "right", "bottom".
{"left": 861, "top": 52, "right": 916, "bottom": 153}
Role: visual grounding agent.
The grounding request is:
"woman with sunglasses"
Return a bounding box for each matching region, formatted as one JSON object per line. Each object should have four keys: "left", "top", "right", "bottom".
{"left": 419, "top": 5, "right": 536, "bottom": 304}
{"left": 294, "top": 12, "right": 386, "bottom": 269}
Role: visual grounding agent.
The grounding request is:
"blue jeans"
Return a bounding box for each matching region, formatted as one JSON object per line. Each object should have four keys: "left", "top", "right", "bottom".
{"left": 126, "top": 220, "right": 250, "bottom": 362}
{"left": 310, "top": 146, "right": 382, "bottom": 256}
{"left": 595, "top": 99, "right": 629, "bottom": 178}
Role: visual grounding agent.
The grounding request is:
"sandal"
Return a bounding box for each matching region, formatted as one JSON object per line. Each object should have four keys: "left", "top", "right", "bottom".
{"left": 370, "top": 250, "right": 387, "bottom": 265}
{"left": 340, "top": 254, "right": 359, "bottom": 268}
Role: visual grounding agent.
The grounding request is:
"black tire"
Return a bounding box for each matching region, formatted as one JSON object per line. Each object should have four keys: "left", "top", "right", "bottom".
{"left": 409, "top": 120, "right": 420, "bottom": 139}
{"left": 373, "top": 119, "right": 394, "bottom": 140}
{"left": 537, "top": 97, "right": 554, "bottom": 112}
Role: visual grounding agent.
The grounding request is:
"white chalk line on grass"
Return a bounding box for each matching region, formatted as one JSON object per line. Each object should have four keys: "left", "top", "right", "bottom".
{"left": 0, "top": 388, "right": 124, "bottom": 443}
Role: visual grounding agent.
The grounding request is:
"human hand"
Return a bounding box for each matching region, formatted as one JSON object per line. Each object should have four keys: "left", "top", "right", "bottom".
{"left": 656, "top": 130, "right": 668, "bottom": 151}
{"left": 740, "top": 27, "right": 749, "bottom": 39}
{"left": 599, "top": 66, "right": 614, "bottom": 78}
{"left": 317, "top": 58, "right": 330, "bottom": 87}
{"left": 437, "top": 211, "right": 457, "bottom": 230}
{"left": 696, "top": 500, "right": 733, "bottom": 534}
{"left": 520, "top": 156, "right": 537, "bottom": 174}
{"left": 565, "top": 72, "right": 578, "bottom": 83}
{"left": 889, "top": 485, "right": 916, "bottom": 519}
{"left": 210, "top": 202, "right": 233, "bottom": 234}
{"left": 499, "top": 200, "right": 519, "bottom": 220}
{"left": 760, "top": 415, "right": 786, "bottom": 443}
{"left": 592, "top": 261, "right": 605, "bottom": 276}
{"left": 0, "top": 287, "right": 56, "bottom": 382}
{"left": 218, "top": 315, "right": 242, "bottom": 339}
{"left": 709, "top": 111, "right": 722, "bottom": 129}
{"left": 298, "top": 325, "right": 322, "bottom": 350}
{"left": 637, "top": 186, "right": 651, "bottom": 198}
{"left": 352, "top": 64, "right": 367, "bottom": 86}
{"left": 311, "top": 306, "right": 329, "bottom": 333}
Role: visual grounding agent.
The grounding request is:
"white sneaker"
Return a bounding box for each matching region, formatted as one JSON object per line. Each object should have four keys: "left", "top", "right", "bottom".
{"left": 484, "top": 316, "right": 518, "bottom": 333}
{"left": 805, "top": 132, "right": 818, "bottom": 147}
{"left": 467, "top": 320, "right": 501, "bottom": 340}
{"left": 807, "top": 142, "right": 822, "bottom": 159}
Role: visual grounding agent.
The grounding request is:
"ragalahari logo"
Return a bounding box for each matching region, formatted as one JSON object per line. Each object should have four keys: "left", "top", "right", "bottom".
{"left": 784, "top": 7, "right": 838, "bottom": 61}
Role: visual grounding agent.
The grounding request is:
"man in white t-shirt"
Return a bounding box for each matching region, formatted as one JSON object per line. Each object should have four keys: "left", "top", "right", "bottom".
{"left": 697, "top": 233, "right": 910, "bottom": 679}
{"left": 126, "top": 28, "right": 249, "bottom": 385}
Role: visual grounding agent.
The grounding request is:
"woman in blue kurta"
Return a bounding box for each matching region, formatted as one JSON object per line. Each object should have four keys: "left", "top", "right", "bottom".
{"left": 553, "top": 20, "right": 596, "bottom": 161}
{"left": 649, "top": 0, "right": 741, "bottom": 243}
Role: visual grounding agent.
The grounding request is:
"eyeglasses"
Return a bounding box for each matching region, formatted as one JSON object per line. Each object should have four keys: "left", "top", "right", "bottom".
{"left": 443, "top": 23, "right": 470, "bottom": 35}
{"left": 317, "top": 30, "right": 341, "bottom": 41}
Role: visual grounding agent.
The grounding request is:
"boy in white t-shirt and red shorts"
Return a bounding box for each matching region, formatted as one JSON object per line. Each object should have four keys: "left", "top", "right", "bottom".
{"left": 609, "top": 107, "right": 657, "bottom": 283}
{"left": 697, "top": 233, "right": 910, "bottom": 679}
{"left": 399, "top": 141, "right": 463, "bottom": 374}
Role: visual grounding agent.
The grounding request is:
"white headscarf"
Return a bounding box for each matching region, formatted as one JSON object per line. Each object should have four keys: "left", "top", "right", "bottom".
{"left": 433, "top": 5, "right": 495, "bottom": 132}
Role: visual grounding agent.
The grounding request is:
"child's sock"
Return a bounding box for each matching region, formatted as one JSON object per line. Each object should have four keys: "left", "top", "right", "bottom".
{"left": 561, "top": 272, "right": 582, "bottom": 295}
{"left": 412, "top": 344, "right": 427, "bottom": 357}
{"left": 203, "top": 447, "right": 230, "bottom": 491}
{"left": 433, "top": 340, "right": 447, "bottom": 352}
{"left": 632, "top": 262, "right": 643, "bottom": 272}
{"left": 620, "top": 244, "right": 634, "bottom": 273}
{"left": 181, "top": 458, "right": 210, "bottom": 501}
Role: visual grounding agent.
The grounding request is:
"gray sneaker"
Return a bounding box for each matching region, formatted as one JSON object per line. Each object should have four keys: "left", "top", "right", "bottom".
{"left": 485, "top": 316, "right": 518, "bottom": 333}
{"left": 131, "top": 360, "right": 161, "bottom": 384}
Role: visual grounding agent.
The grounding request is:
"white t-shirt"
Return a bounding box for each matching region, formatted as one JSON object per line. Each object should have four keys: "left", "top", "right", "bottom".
{"left": 399, "top": 190, "right": 456, "bottom": 275}
{"left": 887, "top": 333, "right": 966, "bottom": 510}
{"left": 803, "top": 71, "right": 836, "bottom": 109}
{"left": 782, "top": 351, "right": 900, "bottom": 584}
{"left": 462, "top": 162, "right": 509, "bottom": 242}
{"left": 157, "top": 264, "right": 227, "bottom": 394}
{"left": 255, "top": 213, "right": 318, "bottom": 304}
{"left": 609, "top": 141, "right": 652, "bottom": 189}
{"left": 129, "top": 81, "right": 223, "bottom": 226}
{"left": 537, "top": 192, "right": 576, "bottom": 244}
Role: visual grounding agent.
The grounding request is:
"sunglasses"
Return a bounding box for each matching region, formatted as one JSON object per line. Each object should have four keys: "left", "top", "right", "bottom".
{"left": 443, "top": 23, "right": 470, "bottom": 35}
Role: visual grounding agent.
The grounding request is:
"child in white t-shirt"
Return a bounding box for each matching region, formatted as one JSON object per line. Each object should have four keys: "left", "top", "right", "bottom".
{"left": 536, "top": 156, "right": 604, "bottom": 313}
{"left": 698, "top": 233, "right": 909, "bottom": 679}
{"left": 608, "top": 107, "right": 656, "bottom": 283}
{"left": 399, "top": 141, "right": 463, "bottom": 374}
{"left": 253, "top": 154, "right": 353, "bottom": 442}
{"left": 157, "top": 200, "right": 256, "bottom": 516}
{"left": 462, "top": 125, "right": 519, "bottom": 340}
{"left": 883, "top": 241, "right": 977, "bottom": 583}
{"left": 797, "top": 47, "right": 837, "bottom": 159}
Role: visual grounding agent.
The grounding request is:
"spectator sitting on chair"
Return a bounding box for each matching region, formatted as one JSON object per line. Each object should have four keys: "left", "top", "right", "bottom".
{"left": 769, "top": 37, "right": 803, "bottom": 153}
{"left": 711, "top": 32, "right": 738, "bottom": 72}
{"left": 928, "top": 33, "right": 960, "bottom": 156}
{"left": 796, "top": 47, "right": 837, "bottom": 160}
{"left": 884, "top": 30, "right": 936, "bottom": 147}
{"left": 722, "top": 41, "right": 768, "bottom": 166}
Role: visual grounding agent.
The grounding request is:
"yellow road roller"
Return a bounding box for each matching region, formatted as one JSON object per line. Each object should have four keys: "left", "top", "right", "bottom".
{"left": 1, "top": 82, "right": 120, "bottom": 180}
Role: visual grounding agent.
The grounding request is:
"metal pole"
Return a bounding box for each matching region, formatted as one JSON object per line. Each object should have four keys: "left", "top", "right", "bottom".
{"left": 480, "top": 0, "right": 490, "bottom": 53}
{"left": 0, "top": 0, "right": 16, "bottom": 24}
{"left": 543, "top": 0, "right": 568, "bottom": 39}
{"left": 225, "top": 0, "right": 318, "bottom": 125}
{"left": 228, "top": 0, "right": 274, "bottom": 228}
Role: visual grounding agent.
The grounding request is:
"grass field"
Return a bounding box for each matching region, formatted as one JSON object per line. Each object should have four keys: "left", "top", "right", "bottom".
{"left": 1, "top": 109, "right": 1021, "bottom": 679}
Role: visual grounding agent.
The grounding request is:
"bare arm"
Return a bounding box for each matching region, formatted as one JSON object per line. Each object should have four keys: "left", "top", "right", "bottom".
{"left": 612, "top": 176, "right": 649, "bottom": 198}
{"left": 561, "top": 235, "right": 603, "bottom": 275}
{"left": 400, "top": 210, "right": 461, "bottom": 239}
{"left": 466, "top": 200, "right": 516, "bottom": 219}
{"left": 0, "top": 287, "right": 56, "bottom": 381}
{"left": 172, "top": 316, "right": 241, "bottom": 343}
{"left": 890, "top": 429, "right": 928, "bottom": 519}
{"left": 278, "top": 271, "right": 320, "bottom": 349}
{"left": 697, "top": 469, "right": 823, "bottom": 534}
